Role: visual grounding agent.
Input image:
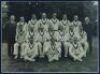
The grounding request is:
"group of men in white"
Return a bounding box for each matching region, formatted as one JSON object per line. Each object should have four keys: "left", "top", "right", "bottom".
{"left": 13, "top": 13, "right": 89, "bottom": 62}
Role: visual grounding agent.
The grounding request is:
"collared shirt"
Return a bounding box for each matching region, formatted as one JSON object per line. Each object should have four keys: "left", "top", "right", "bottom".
{"left": 35, "top": 19, "right": 50, "bottom": 32}
{"left": 28, "top": 19, "right": 37, "bottom": 32}
{"left": 60, "top": 19, "right": 71, "bottom": 33}
{"left": 49, "top": 18, "right": 60, "bottom": 31}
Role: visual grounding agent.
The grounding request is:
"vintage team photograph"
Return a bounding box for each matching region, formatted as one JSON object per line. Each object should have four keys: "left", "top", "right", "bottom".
{"left": 1, "top": 1, "right": 99, "bottom": 73}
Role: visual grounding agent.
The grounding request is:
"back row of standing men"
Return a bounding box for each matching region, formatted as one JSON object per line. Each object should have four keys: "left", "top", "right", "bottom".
{"left": 7, "top": 13, "right": 92, "bottom": 62}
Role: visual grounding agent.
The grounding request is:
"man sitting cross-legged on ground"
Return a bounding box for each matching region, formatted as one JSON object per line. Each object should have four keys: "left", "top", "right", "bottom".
{"left": 42, "top": 30, "right": 61, "bottom": 62}
{"left": 69, "top": 37, "right": 85, "bottom": 62}
{"left": 23, "top": 39, "right": 40, "bottom": 62}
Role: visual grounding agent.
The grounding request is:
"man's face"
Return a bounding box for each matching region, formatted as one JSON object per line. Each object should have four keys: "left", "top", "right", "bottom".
{"left": 42, "top": 13, "right": 46, "bottom": 19}
{"left": 52, "top": 13, "right": 57, "bottom": 19}
{"left": 32, "top": 14, "right": 36, "bottom": 20}
{"left": 20, "top": 17, "right": 25, "bottom": 22}
{"left": 10, "top": 15, "right": 15, "bottom": 21}
{"left": 85, "top": 17, "right": 90, "bottom": 24}
{"left": 74, "top": 16, "right": 78, "bottom": 21}
{"left": 63, "top": 14, "right": 67, "bottom": 20}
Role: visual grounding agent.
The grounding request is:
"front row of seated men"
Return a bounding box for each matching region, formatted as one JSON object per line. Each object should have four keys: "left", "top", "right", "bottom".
{"left": 13, "top": 13, "right": 89, "bottom": 62}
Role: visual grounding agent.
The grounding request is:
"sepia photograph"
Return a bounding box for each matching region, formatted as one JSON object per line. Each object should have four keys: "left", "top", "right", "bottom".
{"left": 1, "top": 1, "right": 99, "bottom": 73}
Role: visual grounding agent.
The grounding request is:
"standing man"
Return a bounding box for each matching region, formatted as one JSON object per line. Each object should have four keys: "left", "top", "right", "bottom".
{"left": 49, "top": 13, "right": 60, "bottom": 45}
{"left": 6, "top": 15, "right": 16, "bottom": 58}
{"left": 49, "top": 13, "right": 62, "bottom": 58}
{"left": 72, "top": 15, "right": 82, "bottom": 39}
{"left": 35, "top": 13, "right": 50, "bottom": 58}
{"left": 83, "top": 17, "right": 93, "bottom": 53}
{"left": 28, "top": 14, "right": 37, "bottom": 33}
{"left": 27, "top": 14, "right": 38, "bottom": 48}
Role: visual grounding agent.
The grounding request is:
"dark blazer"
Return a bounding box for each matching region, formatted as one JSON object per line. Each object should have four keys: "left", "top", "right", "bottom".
{"left": 83, "top": 22, "right": 93, "bottom": 37}
{"left": 6, "top": 21, "right": 16, "bottom": 43}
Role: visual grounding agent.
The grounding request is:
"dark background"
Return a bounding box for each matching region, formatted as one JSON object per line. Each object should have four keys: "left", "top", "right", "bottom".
{"left": 7, "top": 1, "right": 98, "bottom": 22}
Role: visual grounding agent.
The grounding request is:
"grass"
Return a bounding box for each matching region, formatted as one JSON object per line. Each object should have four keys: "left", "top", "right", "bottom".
{"left": 1, "top": 37, "right": 99, "bottom": 73}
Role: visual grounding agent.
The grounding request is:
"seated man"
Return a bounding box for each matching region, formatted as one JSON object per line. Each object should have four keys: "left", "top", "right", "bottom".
{"left": 72, "top": 15, "right": 82, "bottom": 39}
{"left": 49, "top": 31, "right": 62, "bottom": 62}
{"left": 22, "top": 26, "right": 40, "bottom": 61}
{"left": 43, "top": 30, "right": 61, "bottom": 62}
{"left": 13, "top": 17, "right": 27, "bottom": 59}
{"left": 54, "top": 40, "right": 62, "bottom": 59}
{"left": 62, "top": 25, "right": 74, "bottom": 57}
{"left": 79, "top": 27, "right": 89, "bottom": 57}
{"left": 52, "top": 30, "right": 61, "bottom": 42}
{"left": 53, "top": 30, "right": 62, "bottom": 58}
{"left": 69, "top": 37, "right": 85, "bottom": 61}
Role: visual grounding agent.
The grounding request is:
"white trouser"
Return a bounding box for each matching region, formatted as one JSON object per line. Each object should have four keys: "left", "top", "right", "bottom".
{"left": 13, "top": 43, "right": 19, "bottom": 56}
{"left": 31, "top": 42, "right": 40, "bottom": 58}
{"left": 43, "top": 41, "right": 54, "bottom": 61}
{"left": 13, "top": 42, "right": 28, "bottom": 58}
{"left": 21, "top": 43, "right": 29, "bottom": 57}
{"left": 63, "top": 42, "right": 71, "bottom": 57}
{"left": 35, "top": 42, "right": 42, "bottom": 57}
{"left": 54, "top": 42, "right": 62, "bottom": 58}
{"left": 43, "top": 41, "right": 51, "bottom": 56}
